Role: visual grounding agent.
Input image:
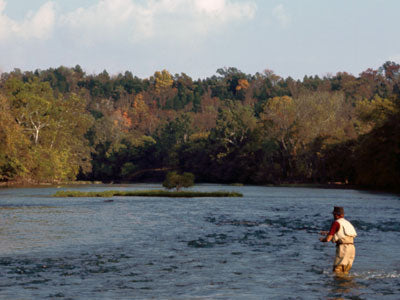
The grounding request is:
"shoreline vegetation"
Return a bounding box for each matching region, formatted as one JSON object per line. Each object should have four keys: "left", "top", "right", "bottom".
{"left": 1, "top": 63, "right": 399, "bottom": 191}
{"left": 53, "top": 190, "right": 243, "bottom": 198}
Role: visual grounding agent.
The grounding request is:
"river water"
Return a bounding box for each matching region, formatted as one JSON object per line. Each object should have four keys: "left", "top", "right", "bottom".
{"left": 0, "top": 184, "right": 399, "bottom": 299}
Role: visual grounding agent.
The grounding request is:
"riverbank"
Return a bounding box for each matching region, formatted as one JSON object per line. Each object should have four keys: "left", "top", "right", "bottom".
{"left": 269, "top": 182, "right": 400, "bottom": 194}
{"left": 0, "top": 180, "right": 103, "bottom": 188}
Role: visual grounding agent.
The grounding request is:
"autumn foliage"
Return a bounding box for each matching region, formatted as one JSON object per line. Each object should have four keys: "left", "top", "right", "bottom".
{"left": 0, "top": 63, "right": 399, "bottom": 189}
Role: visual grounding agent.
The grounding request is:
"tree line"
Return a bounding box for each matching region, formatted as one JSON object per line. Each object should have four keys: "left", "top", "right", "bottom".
{"left": 0, "top": 62, "right": 399, "bottom": 189}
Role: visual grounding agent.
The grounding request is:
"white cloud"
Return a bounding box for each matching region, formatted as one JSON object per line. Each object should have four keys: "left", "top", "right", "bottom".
{"left": 61, "top": 0, "right": 154, "bottom": 42}
{"left": 0, "top": 0, "right": 12, "bottom": 40}
{"left": 194, "top": 0, "right": 226, "bottom": 14}
{"left": 273, "top": 4, "right": 291, "bottom": 28}
{"left": 0, "top": 0, "right": 256, "bottom": 44}
{"left": 61, "top": 0, "right": 256, "bottom": 43}
{"left": 0, "top": 0, "right": 55, "bottom": 40}
{"left": 194, "top": 0, "right": 255, "bottom": 20}
{"left": 0, "top": 0, "right": 256, "bottom": 75}
{"left": 22, "top": 2, "right": 56, "bottom": 39}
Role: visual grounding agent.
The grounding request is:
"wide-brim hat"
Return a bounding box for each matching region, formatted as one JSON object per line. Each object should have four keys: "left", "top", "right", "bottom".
{"left": 333, "top": 206, "right": 344, "bottom": 215}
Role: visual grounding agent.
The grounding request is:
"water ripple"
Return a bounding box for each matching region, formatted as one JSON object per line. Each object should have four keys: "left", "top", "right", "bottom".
{"left": 1, "top": 184, "right": 399, "bottom": 299}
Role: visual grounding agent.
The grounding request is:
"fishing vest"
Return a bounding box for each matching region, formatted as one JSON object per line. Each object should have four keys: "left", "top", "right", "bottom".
{"left": 332, "top": 218, "right": 357, "bottom": 243}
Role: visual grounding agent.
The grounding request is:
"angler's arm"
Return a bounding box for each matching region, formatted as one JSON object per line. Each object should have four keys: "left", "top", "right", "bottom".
{"left": 319, "top": 221, "right": 339, "bottom": 242}
{"left": 320, "top": 234, "right": 333, "bottom": 242}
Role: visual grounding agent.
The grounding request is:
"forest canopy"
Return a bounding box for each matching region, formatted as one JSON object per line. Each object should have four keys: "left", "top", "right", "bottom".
{"left": 1, "top": 62, "right": 399, "bottom": 189}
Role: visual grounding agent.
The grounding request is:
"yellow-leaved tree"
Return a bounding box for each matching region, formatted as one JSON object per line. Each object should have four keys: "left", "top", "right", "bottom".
{"left": 355, "top": 95, "right": 398, "bottom": 134}
{"left": 153, "top": 69, "right": 176, "bottom": 107}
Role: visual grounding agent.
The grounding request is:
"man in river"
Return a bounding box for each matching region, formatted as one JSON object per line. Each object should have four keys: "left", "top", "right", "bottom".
{"left": 320, "top": 206, "right": 357, "bottom": 274}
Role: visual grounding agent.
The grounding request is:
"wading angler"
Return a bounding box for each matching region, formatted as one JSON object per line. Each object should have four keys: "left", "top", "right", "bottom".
{"left": 320, "top": 206, "right": 357, "bottom": 274}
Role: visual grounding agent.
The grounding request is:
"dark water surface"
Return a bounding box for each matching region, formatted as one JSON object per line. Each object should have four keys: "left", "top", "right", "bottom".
{"left": 1, "top": 184, "right": 399, "bottom": 299}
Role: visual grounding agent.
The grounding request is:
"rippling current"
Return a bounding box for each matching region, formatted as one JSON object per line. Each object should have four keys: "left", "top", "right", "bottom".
{"left": 0, "top": 184, "right": 399, "bottom": 299}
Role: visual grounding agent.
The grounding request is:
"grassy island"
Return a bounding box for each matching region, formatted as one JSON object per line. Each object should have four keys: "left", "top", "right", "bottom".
{"left": 53, "top": 190, "right": 243, "bottom": 198}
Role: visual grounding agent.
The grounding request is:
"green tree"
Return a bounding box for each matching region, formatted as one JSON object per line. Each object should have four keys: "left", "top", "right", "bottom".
{"left": 208, "top": 101, "right": 259, "bottom": 182}
{"left": 353, "top": 107, "right": 400, "bottom": 189}
{"left": 47, "top": 93, "right": 94, "bottom": 178}
{"left": 156, "top": 113, "right": 194, "bottom": 167}
{"left": 211, "top": 100, "right": 257, "bottom": 158}
{"left": 259, "top": 96, "right": 298, "bottom": 179}
{"left": 5, "top": 78, "right": 56, "bottom": 145}
{"left": 0, "top": 94, "right": 30, "bottom": 181}
{"left": 3, "top": 78, "right": 93, "bottom": 182}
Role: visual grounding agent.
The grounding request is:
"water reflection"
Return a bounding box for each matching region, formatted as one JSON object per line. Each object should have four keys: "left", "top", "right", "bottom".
{"left": 0, "top": 205, "right": 79, "bottom": 254}
{"left": 328, "top": 274, "right": 360, "bottom": 299}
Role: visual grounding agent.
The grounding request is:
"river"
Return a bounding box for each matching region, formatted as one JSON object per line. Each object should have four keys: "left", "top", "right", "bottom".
{"left": 0, "top": 184, "right": 399, "bottom": 299}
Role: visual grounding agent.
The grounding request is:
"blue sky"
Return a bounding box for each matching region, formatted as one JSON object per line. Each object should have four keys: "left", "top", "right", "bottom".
{"left": 0, "top": 0, "right": 399, "bottom": 79}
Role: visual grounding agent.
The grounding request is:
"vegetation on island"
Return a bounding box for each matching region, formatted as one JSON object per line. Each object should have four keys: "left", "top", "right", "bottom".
{"left": 53, "top": 190, "right": 242, "bottom": 198}
{"left": 1, "top": 62, "right": 400, "bottom": 190}
{"left": 163, "top": 172, "right": 195, "bottom": 191}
